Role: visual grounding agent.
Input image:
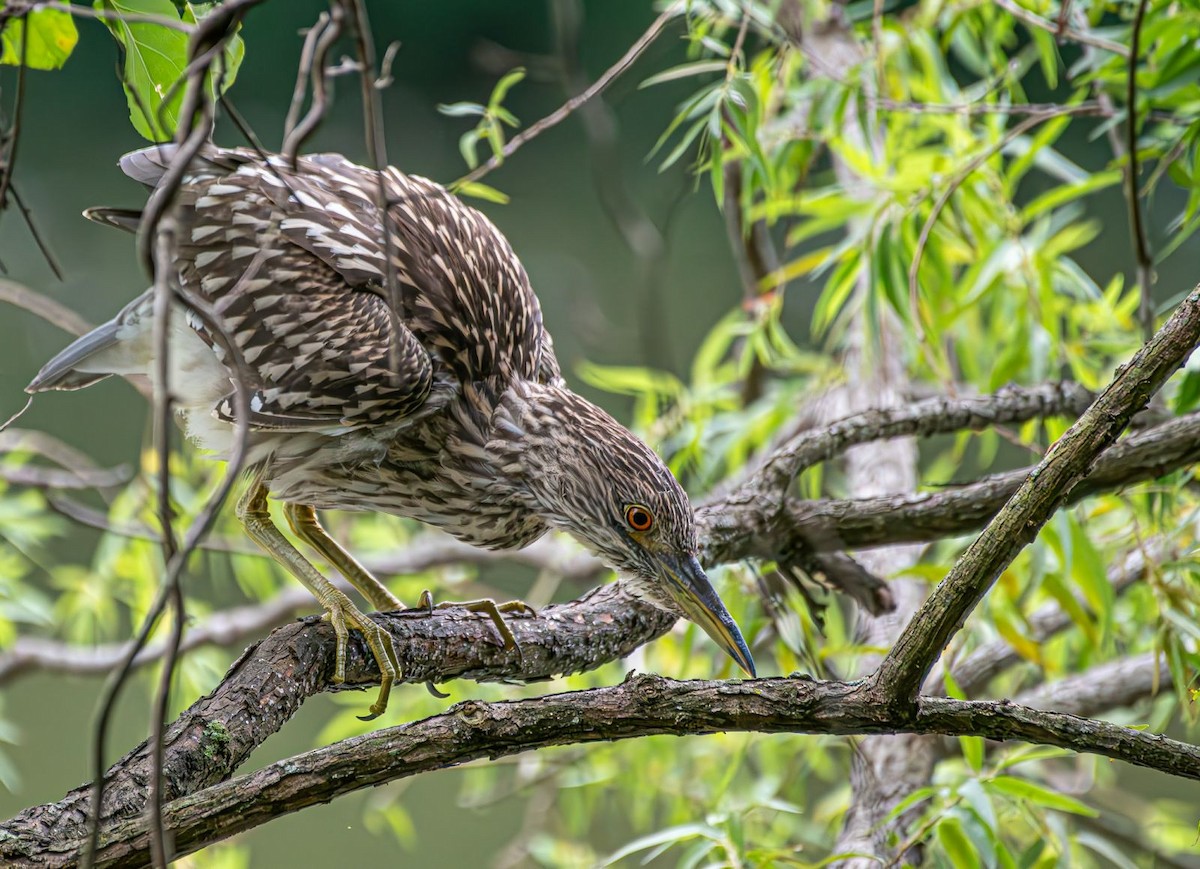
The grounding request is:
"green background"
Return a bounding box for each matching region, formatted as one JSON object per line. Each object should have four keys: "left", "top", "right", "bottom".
{"left": 0, "top": 1, "right": 1192, "bottom": 865}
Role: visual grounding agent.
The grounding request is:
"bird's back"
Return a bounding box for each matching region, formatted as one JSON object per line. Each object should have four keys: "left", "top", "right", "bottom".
{"left": 127, "top": 145, "right": 560, "bottom": 426}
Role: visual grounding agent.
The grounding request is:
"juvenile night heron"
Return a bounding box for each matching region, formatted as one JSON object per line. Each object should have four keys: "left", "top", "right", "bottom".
{"left": 26, "top": 144, "right": 755, "bottom": 718}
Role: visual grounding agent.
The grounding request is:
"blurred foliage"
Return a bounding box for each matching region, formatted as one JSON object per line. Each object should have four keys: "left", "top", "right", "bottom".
{"left": 0, "top": 2, "right": 77, "bottom": 71}
{"left": 94, "top": 0, "right": 245, "bottom": 141}
{"left": 2, "top": 0, "right": 1200, "bottom": 866}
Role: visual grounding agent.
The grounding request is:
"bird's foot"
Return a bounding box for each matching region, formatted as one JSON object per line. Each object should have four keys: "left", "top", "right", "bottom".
{"left": 414, "top": 589, "right": 536, "bottom": 651}
{"left": 320, "top": 593, "right": 402, "bottom": 721}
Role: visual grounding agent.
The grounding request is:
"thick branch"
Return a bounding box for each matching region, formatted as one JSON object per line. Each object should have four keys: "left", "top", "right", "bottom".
{"left": 873, "top": 286, "right": 1200, "bottom": 704}
{"left": 731, "top": 381, "right": 1095, "bottom": 500}
{"left": 0, "top": 585, "right": 674, "bottom": 865}
{"left": 700, "top": 409, "right": 1200, "bottom": 563}
{"left": 23, "top": 674, "right": 1200, "bottom": 867}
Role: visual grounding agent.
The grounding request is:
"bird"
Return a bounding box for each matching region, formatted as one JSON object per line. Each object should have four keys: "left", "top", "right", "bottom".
{"left": 25, "top": 144, "right": 756, "bottom": 719}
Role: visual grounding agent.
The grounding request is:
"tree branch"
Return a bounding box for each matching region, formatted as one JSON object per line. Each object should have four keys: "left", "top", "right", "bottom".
{"left": 13, "top": 673, "right": 1200, "bottom": 867}
{"left": 724, "top": 380, "right": 1096, "bottom": 501}
{"left": 1012, "top": 651, "right": 1167, "bottom": 718}
{"left": 701, "top": 408, "right": 1200, "bottom": 567}
{"left": 0, "top": 584, "right": 676, "bottom": 866}
{"left": 873, "top": 286, "right": 1200, "bottom": 705}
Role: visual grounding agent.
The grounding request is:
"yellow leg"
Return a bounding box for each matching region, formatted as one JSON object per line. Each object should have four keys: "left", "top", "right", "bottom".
{"left": 415, "top": 588, "right": 535, "bottom": 650}
{"left": 237, "top": 478, "right": 400, "bottom": 720}
{"left": 283, "top": 503, "right": 402, "bottom": 613}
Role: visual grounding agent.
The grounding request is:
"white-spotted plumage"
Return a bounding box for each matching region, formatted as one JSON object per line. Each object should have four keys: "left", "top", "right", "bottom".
{"left": 26, "top": 144, "right": 755, "bottom": 682}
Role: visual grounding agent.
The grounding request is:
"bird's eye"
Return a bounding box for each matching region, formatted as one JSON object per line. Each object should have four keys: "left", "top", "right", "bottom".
{"left": 624, "top": 504, "right": 654, "bottom": 532}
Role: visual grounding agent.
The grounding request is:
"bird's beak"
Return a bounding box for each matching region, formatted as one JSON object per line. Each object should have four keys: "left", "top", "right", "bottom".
{"left": 658, "top": 554, "right": 756, "bottom": 677}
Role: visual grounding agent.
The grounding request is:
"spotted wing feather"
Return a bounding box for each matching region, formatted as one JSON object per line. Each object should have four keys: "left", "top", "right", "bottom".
{"left": 126, "top": 145, "right": 434, "bottom": 430}
{"left": 237, "top": 152, "right": 557, "bottom": 386}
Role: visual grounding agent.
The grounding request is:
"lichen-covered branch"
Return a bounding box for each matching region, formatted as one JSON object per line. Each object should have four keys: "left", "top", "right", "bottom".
{"left": 14, "top": 673, "right": 1200, "bottom": 868}
{"left": 873, "top": 285, "right": 1200, "bottom": 705}
{"left": 0, "top": 585, "right": 674, "bottom": 866}
{"left": 699, "top": 409, "right": 1200, "bottom": 565}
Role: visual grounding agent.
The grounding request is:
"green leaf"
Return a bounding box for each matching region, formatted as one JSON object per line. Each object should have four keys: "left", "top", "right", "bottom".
{"left": 1173, "top": 370, "right": 1200, "bottom": 414}
{"left": 959, "top": 734, "right": 985, "bottom": 772}
{"left": 0, "top": 3, "right": 78, "bottom": 70}
{"left": 1065, "top": 515, "right": 1113, "bottom": 640}
{"left": 93, "top": 0, "right": 190, "bottom": 141}
{"left": 640, "top": 60, "right": 729, "bottom": 88}
{"left": 182, "top": 3, "right": 244, "bottom": 94}
{"left": 455, "top": 181, "right": 509, "bottom": 205}
{"left": 488, "top": 67, "right": 525, "bottom": 111}
{"left": 987, "top": 775, "right": 1099, "bottom": 816}
{"left": 601, "top": 823, "right": 718, "bottom": 866}
{"left": 1020, "top": 170, "right": 1122, "bottom": 223}
{"left": 438, "top": 102, "right": 485, "bottom": 118}
{"left": 936, "top": 815, "right": 978, "bottom": 866}
{"left": 92, "top": 0, "right": 242, "bottom": 141}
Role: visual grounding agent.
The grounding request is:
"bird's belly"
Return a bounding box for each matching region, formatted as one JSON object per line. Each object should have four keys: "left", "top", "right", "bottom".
{"left": 267, "top": 457, "right": 547, "bottom": 551}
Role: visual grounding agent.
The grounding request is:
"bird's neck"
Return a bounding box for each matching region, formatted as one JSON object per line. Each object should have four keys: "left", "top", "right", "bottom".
{"left": 485, "top": 380, "right": 598, "bottom": 521}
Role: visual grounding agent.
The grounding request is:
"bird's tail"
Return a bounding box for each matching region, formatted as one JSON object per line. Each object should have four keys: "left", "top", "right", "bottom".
{"left": 82, "top": 206, "right": 142, "bottom": 234}
{"left": 25, "top": 319, "right": 124, "bottom": 393}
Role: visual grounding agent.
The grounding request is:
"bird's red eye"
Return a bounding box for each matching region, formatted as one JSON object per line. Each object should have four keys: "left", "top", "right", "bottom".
{"left": 624, "top": 504, "right": 654, "bottom": 532}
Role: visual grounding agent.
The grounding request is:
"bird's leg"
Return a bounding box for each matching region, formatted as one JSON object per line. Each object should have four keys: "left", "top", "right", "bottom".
{"left": 237, "top": 480, "right": 400, "bottom": 720}
{"left": 414, "top": 588, "right": 535, "bottom": 651}
{"left": 282, "top": 503, "right": 402, "bottom": 613}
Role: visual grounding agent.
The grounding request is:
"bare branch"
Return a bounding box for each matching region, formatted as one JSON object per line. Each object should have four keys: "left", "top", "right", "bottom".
{"left": 1125, "top": 0, "right": 1154, "bottom": 339}
{"left": 992, "top": 0, "right": 1129, "bottom": 56}
{"left": 454, "top": 2, "right": 682, "bottom": 188}
{"left": 6, "top": 668, "right": 1198, "bottom": 867}
{"left": 873, "top": 286, "right": 1200, "bottom": 705}
{"left": 700, "top": 409, "right": 1200, "bottom": 565}
{"left": 1012, "top": 651, "right": 1167, "bottom": 718}
{"left": 0, "top": 277, "right": 93, "bottom": 337}
{"left": 281, "top": 7, "right": 342, "bottom": 164}
{"left": 724, "top": 381, "right": 1096, "bottom": 501}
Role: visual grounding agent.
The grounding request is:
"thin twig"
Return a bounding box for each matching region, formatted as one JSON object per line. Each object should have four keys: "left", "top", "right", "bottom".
{"left": 551, "top": 0, "right": 676, "bottom": 370}
{"left": 281, "top": 7, "right": 342, "bottom": 165}
{"left": 146, "top": 219, "right": 184, "bottom": 869}
{"left": 342, "top": 0, "right": 401, "bottom": 376}
{"left": 0, "top": 462, "right": 131, "bottom": 491}
{"left": 283, "top": 12, "right": 328, "bottom": 144}
{"left": 0, "top": 277, "right": 92, "bottom": 336}
{"left": 54, "top": 1, "right": 195, "bottom": 32}
{"left": 9, "top": 185, "right": 63, "bottom": 279}
{"left": 992, "top": 0, "right": 1129, "bottom": 56}
{"left": 0, "top": 8, "right": 29, "bottom": 215}
{"left": 454, "top": 1, "right": 683, "bottom": 188}
{"left": 83, "top": 3, "right": 268, "bottom": 860}
{"left": 1126, "top": 0, "right": 1153, "bottom": 340}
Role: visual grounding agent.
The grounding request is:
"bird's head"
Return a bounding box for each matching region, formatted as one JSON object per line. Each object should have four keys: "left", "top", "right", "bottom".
{"left": 493, "top": 384, "right": 755, "bottom": 677}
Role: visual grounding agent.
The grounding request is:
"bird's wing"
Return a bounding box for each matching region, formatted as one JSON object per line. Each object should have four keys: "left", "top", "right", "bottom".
{"left": 247, "top": 152, "right": 556, "bottom": 387}
{"left": 125, "top": 145, "right": 435, "bottom": 431}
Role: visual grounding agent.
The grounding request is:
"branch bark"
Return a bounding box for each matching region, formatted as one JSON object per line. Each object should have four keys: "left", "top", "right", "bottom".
{"left": 0, "top": 585, "right": 674, "bottom": 866}
{"left": 13, "top": 673, "right": 1200, "bottom": 868}
{"left": 873, "top": 285, "right": 1200, "bottom": 705}
{"left": 700, "top": 409, "right": 1200, "bottom": 564}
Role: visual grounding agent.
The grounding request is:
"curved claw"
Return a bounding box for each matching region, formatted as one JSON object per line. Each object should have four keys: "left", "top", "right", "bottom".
{"left": 327, "top": 605, "right": 400, "bottom": 720}
{"left": 410, "top": 592, "right": 533, "bottom": 653}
